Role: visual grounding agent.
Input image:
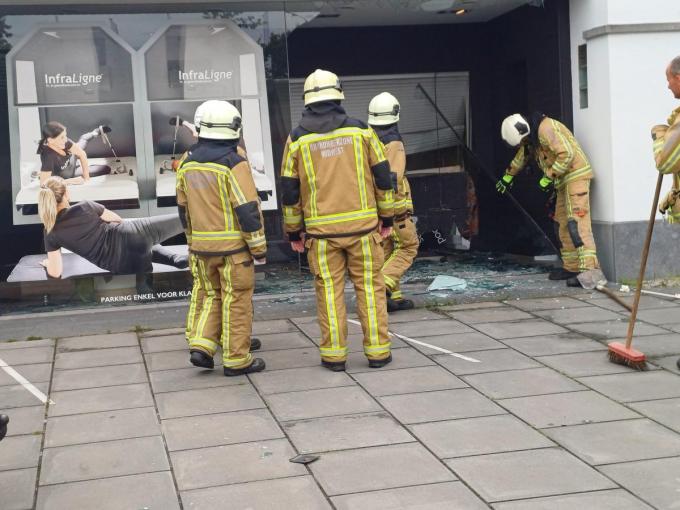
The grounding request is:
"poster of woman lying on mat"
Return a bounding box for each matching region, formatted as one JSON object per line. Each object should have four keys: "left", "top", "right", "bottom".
{"left": 38, "top": 176, "right": 188, "bottom": 278}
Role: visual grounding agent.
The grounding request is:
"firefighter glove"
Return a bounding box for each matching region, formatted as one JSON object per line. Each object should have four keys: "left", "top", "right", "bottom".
{"left": 495, "top": 173, "right": 514, "bottom": 194}
{"left": 538, "top": 176, "right": 553, "bottom": 192}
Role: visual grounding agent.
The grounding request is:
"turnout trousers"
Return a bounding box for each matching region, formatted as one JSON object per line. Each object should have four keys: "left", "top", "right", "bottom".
{"left": 306, "top": 231, "right": 391, "bottom": 362}
{"left": 554, "top": 179, "right": 600, "bottom": 273}
{"left": 185, "top": 252, "right": 255, "bottom": 369}
{"left": 381, "top": 216, "right": 419, "bottom": 299}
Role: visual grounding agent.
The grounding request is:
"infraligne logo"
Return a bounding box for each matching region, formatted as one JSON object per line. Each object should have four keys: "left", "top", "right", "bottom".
{"left": 44, "top": 72, "right": 104, "bottom": 88}
{"left": 178, "top": 69, "right": 233, "bottom": 84}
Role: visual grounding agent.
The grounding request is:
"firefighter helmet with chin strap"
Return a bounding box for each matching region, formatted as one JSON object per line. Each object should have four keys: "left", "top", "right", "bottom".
{"left": 368, "top": 92, "right": 400, "bottom": 126}
{"left": 302, "top": 69, "right": 344, "bottom": 106}
{"left": 501, "top": 113, "right": 530, "bottom": 147}
{"left": 195, "top": 100, "right": 242, "bottom": 140}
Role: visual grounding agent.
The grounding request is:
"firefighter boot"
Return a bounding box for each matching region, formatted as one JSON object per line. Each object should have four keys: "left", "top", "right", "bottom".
{"left": 223, "top": 358, "right": 266, "bottom": 377}
{"left": 549, "top": 268, "right": 579, "bottom": 281}
{"left": 190, "top": 350, "right": 214, "bottom": 369}
{"left": 369, "top": 354, "right": 392, "bottom": 368}
{"left": 322, "top": 359, "right": 347, "bottom": 372}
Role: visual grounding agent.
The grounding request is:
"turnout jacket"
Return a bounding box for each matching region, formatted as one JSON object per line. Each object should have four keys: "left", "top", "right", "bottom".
{"left": 176, "top": 139, "right": 266, "bottom": 258}
{"left": 373, "top": 124, "right": 413, "bottom": 219}
{"left": 652, "top": 106, "right": 680, "bottom": 176}
{"left": 506, "top": 114, "right": 593, "bottom": 189}
{"left": 281, "top": 102, "right": 395, "bottom": 240}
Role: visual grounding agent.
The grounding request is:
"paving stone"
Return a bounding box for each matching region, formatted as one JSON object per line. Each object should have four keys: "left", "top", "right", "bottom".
{"left": 58, "top": 332, "right": 138, "bottom": 350}
{"left": 149, "top": 366, "right": 247, "bottom": 393}
{"left": 140, "top": 334, "right": 187, "bottom": 353}
{"left": 0, "top": 468, "right": 37, "bottom": 510}
{"left": 411, "top": 414, "right": 554, "bottom": 458}
{"left": 258, "top": 347, "right": 324, "bottom": 371}
{"left": 284, "top": 412, "right": 414, "bottom": 453}
{"left": 40, "top": 436, "right": 169, "bottom": 485}
{"left": 434, "top": 349, "right": 540, "bottom": 376}
{"left": 48, "top": 383, "right": 153, "bottom": 416}
{"left": 181, "top": 475, "right": 330, "bottom": 509}
{"left": 501, "top": 332, "right": 606, "bottom": 357}
{"left": 447, "top": 308, "right": 534, "bottom": 324}
{"left": 405, "top": 332, "right": 506, "bottom": 355}
{"left": 54, "top": 346, "right": 142, "bottom": 369}
{"left": 265, "top": 386, "right": 380, "bottom": 422}
{"left": 567, "top": 321, "right": 665, "bottom": 340}
{"left": 0, "top": 405, "right": 45, "bottom": 436}
{"left": 616, "top": 333, "right": 680, "bottom": 357}
{"left": 442, "top": 301, "right": 509, "bottom": 311}
{"left": 171, "top": 438, "right": 305, "bottom": 491}
{"left": 385, "top": 309, "right": 447, "bottom": 323}
{"left": 353, "top": 365, "right": 467, "bottom": 396}
{"left": 256, "top": 331, "right": 316, "bottom": 351}
{"left": 0, "top": 383, "right": 49, "bottom": 409}
{"left": 163, "top": 409, "right": 284, "bottom": 451}
{"left": 473, "top": 319, "right": 567, "bottom": 340}
{"left": 346, "top": 347, "right": 435, "bottom": 373}
{"left": 290, "top": 315, "right": 319, "bottom": 325}
{"left": 637, "top": 307, "right": 680, "bottom": 324}
{"left": 585, "top": 294, "right": 678, "bottom": 312}
{"left": 492, "top": 489, "right": 653, "bottom": 509}
{"left": 506, "top": 296, "right": 588, "bottom": 311}
{"left": 51, "top": 363, "right": 147, "bottom": 391}
{"left": 499, "top": 391, "right": 640, "bottom": 428}
{"left": 0, "top": 339, "right": 54, "bottom": 350}
{"left": 544, "top": 419, "right": 680, "bottom": 465}
{"left": 140, "top": 327, "right": 184, "bottom": 338}
{"left": 652, "top": 355, "right": 680, "bottom": 374}
{"left": 145, "top": 350, "right": 206, "bottom": 371}
{"left": 661, "top": 323, "right": 680, "bottom": 334}
{"left": 0, "top": 435, "right": 41, "bottom": 470}
{"left": 0, "top": 346, "right": 54, "bottom": 365}
{"left": 0, "top": 363, "right": 52, "bottom": 386}
{"left": 252, "top": 319, "right": 299, "bottom": 335}
{"left": 331, "top": 481, "right": 488, "bottom": 510}
{"left": 390, "top": 319, "right": 473, "bottom": 337}
{"left": 36, "top": 471, "right": 180, "bottom": 510}
{"left": 45, "top": 407, "right": 160, "bottom": 448}
{"left": 310, "top": 443, "right": 455, "bottom": 496}
{"left": 537, "top": 350, "right": 653, "bottom": 378}
{"left": 446, "top": 448, "right": 615, "bottom": 502}
{"left": 578, "top": 371, "right": 680, "bottom": 402}
{"left": 156, "top": 385, "right": 264, "bottom": 419}
{"left": 463, "top": 367, "right": 585, "bottom": 399}
{"left": 601, "top": 457, "right": 680, "bottom": 510}
{"left": 379, "top": 388, "right": 505, "bottom": 424}
{"left": 631, "top": 398, "right": 680, "bottom": 433}
{"left": 250, "top": 365, "right": 355, "bottom": 395}
{"left": 533, "top": 306, "right": 624, "bottom": 325}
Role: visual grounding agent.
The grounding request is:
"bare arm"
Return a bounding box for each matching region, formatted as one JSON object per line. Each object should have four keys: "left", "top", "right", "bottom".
{"left": 100, "top": 208, "right": 123, "bottom": 223}
{"left": 70, "top": 144, "right": 90, "bottom": 181}
{"left": 41, "top": 250, "right": 63, "bottom": 278}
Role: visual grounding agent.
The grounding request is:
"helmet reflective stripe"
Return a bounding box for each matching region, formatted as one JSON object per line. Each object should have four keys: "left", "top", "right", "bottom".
{"left": 501, "top": 113, "right": 530, "bottom": 147}
{"left": 368, "top": 92, "right": 400, "bottom": 126}
{"left": 303, "top": 69, "right": 344, "bottom": 105}
{"left": 195, "top": 100, "right": 242, "bottom": 140}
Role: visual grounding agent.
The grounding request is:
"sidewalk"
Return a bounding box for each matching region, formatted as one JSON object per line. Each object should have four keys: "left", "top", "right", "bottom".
{"left": 1, "top": 291, "right": 680, "bottom": 509}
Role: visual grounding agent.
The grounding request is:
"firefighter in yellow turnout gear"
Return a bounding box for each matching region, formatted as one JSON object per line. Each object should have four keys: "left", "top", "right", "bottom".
{"left": 281, "top": 69, "right": 395, "bottom": 371}
{"left": 368, "top": 92, "right": 419, "bottom": 312}
{"left": 496, "top": 113, "right": 599, "bottom": 287}
{"left": 177, "top": 100, "right": 266, "bottom": 376}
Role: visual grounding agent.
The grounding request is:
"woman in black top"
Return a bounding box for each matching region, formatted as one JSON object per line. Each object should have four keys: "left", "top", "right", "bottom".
{"left": 38, "top": 176, "right": 188, "bottom": 277}
{"left": 37, "top": 121, "right": 112, "bottom": 186}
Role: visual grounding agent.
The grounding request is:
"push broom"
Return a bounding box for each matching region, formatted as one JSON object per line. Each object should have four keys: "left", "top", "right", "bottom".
{"left": 607, "top": 173, "right": 664, "bottom": 370}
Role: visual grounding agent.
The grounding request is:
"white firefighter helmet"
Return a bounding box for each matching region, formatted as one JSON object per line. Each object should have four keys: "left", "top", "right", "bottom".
{"left": 501, "top": 113, "right": 530, "bottom": 147}
{"left": 368, "top": 92, "right": 400, "bottom": 126}
{"left": 195, "top": 100, "right": 242, "bottom": 140}
{"left": 302, "top": 69, "right": 344, "bottom": 106}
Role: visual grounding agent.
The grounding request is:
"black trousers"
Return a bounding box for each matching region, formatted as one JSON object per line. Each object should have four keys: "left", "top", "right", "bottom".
{"left": 117, "top": 215, "right": 185, "bottom": 273}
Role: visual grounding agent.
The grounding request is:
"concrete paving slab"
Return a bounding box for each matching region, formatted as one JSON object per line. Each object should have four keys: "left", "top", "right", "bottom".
{"left": 36, "top": 471, "right": 180, "bottom": 510}
{"left": 0, "top": 468, "right": 37, "bottom": 510}
{"left": 346, "top": 347, "right": 435, "bottom": 373}
{"left": 537, "top": 351, "right": 649, "bottom": 378}
{"left": 506, "top": 296, "right": 590, "bottom": 311}
{"left": 149, "top": 366, "right": 246, "bottom": 393}
{"left": 0, "top": 383, "right": 49, "bottom": 409}
{"left": 386, "top": 309, "right": 447, "bottom": 323}
{"left": 156, "top": 385, "right": 265, "bottom": 420}
{"left": 501, "top": 333, "right": 606, "bottom": 357}
{"left": 0, "top": 435, "right": 41, "bottom": 471}
{"left": 352, "top": 366, "right": 467, "bottom": 396}
{"left": 473, "top": 320, "right": 567, "bottom": 340}
{"left": 442, "top": 302, "right": 509, "bottom": 311}
{"left": 0, "top": 339, "right": 54, "bottom": 350}
{"left": 446, "top": 448, "right": 616, "bottom": 502}
{"left": 434, "top": 349, "right": 541, "bottom": 376}
{"left": 463, "top": 368, "right": 585, "bottom": 399}
{"left": 331, "top": 481, "right": 488, "bottom": 510}
{"left": 584, "top": 294, "right": 678, "bottom": 312}
{"left": 491, "top": 489, "right": 653, "bottom": 509}
{"left": 48, "top": 383, "right": 153, "bottom": 417}
{"left": 578, "top": 371, "right": 680, "bottom": 402}
{"left": 631, "top": 398, "right": 680, "bottom": 433}
{"left": 255, "top": 331, "right": 316, "bottom": 351}
{"left": 290, "top": 315, "right": 319, "bottom": 325}
{"left": 637, "top": 307, "right": 680, "bottom": 325}
{"left": 379, "top": 388, "right": 505, "bottom": 424}
{"left": 615, "top": 333, "right": 680, "bottom": 357}
{"left": 54, "top": 346, "right": 142, "bottom": 370}
{"left": 0, "top": 346, "right": 54, "bottom": 365}
{"left": 171, "top": 438, "right": 306, "bottom": 491}
{"left": 57, "top": 332, "right": 138, "bottom": 350}
{"left": 660, "top": 323, "right": 680, "bottom": 334}
{"left": 252, "top": 319, "right": 298, "bottom": 335}
{"left": 45, "top": 407, "right": 160, "bottom": 448}
{"left": 0, "top": 363, "right": 52, "bottom": 386}
{"left": 446, "top": 308, "right": 534, "bottom": 324}
{"left": 309, "top": 443, "right": 455, "bottom": 496}
{"left": 390, "top": 319, "right": 473, "bottom": 337}
{"left": 181, "top": 475, "right": 331, "bottom": 510}
{"left": 533, "top": 306, "right": 624, "bottom": 325}
{"left": 284, "top": 412, "right": 414, "bottom": 453}
{"left": 139, "top": 327, "right": 184, "bottom": 338}
{"left": 652, "top": 355, "right": 680, "bottom": 374}
{"left": 140, "top": 334, "right": 187, "bottom": 353}
{"left": 162, "top": 409, "right": 284, "bottom": 451}
{"left": 249, "top": 365, "right": 355, "bottom": 395}
{"left": 548, "top": 418, "right": 680, "bottom": 465}
{"left": 499, "top": 391, "right": 640, "bottom": 428}
{"left": 39, "top": 436, "right": 169, "bottom": 485}
{"left": 52, "top": 363, "right": 147, "bottom": 391}
{"left": 600, "top": 457, "right": 680, "bottom": 510}
{"left": 258, "top": 347, "right": 324, "bottom": 371}
{"left": 405, "top": 332, "right": 506, "bottom": 355}
{"left": 411, "top": 414, "right": 554, "bottom": 458}
{"left": 567, "top": 321, "right": 665, "bottom": 340}
{"left": 265, "top": 386, "right": 380, "bottom": 422}
{"left": 1, "top": 405, "right": 45, "bottom": 436}
{"left": 145, "top": 349, "right": 208, "bottom": 371}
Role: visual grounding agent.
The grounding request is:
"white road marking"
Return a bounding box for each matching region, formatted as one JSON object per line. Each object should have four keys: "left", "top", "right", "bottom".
{"left": 347, "top": 319, "right": 481, "bottom": 363}
{"left": 0, "top": 357, "right": 54, "bottom": 405}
